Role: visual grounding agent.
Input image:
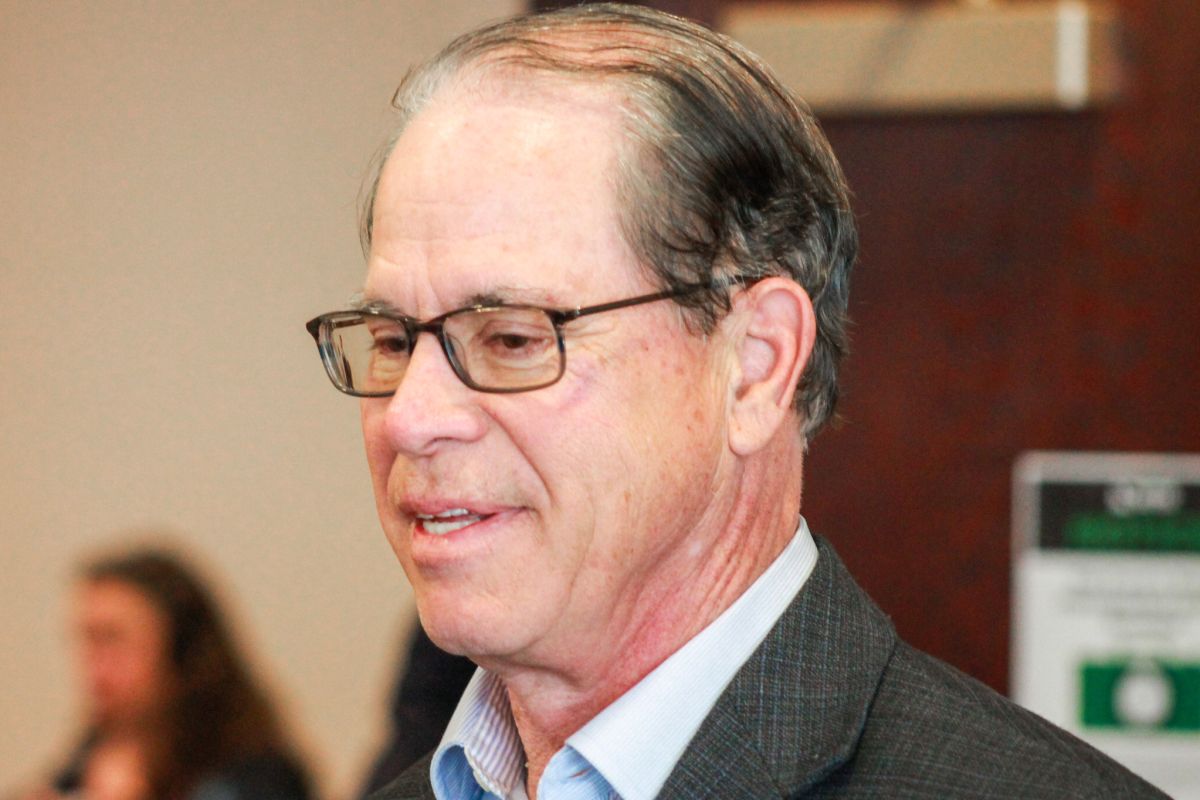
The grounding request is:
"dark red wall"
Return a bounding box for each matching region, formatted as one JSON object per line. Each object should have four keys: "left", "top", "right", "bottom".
{"left": 809, "top": 0, "right": 1200, "bottom": 693}
{"left": 536, "top": 0, "right": 1200, "bottom": 693}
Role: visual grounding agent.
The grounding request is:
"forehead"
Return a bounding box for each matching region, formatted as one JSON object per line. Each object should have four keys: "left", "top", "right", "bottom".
{"left": 364, "top": 75, "right": 648, "bottom": 309}
{"left": 77, "top": 579, "right": 163, "bottom": 631}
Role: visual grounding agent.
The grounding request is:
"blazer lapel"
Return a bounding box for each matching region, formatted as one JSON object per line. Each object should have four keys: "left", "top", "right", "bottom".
{"left": 655, "top": 698, "right": 785, "bottom": 799}
{"left": 659, "top": 537, "right": 897, "bottom": 799}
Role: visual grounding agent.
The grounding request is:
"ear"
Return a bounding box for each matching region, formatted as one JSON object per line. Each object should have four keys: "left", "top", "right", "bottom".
{"left": 725, "top": 277, "right": 816, "bottom": 456}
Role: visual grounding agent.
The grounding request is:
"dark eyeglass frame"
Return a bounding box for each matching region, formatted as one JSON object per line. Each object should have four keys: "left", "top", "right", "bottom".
{"left": 305, "top": 276, "right": 755, "bottom": 396}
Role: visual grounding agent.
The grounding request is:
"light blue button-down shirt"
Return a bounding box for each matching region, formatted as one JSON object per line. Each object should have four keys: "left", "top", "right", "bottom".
{"left": 430, "top": 519, "right": 819, "bottom": 800}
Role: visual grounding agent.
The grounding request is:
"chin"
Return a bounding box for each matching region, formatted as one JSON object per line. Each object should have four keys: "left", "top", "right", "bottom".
{"left": 418, "top": 610, "right": 495, "bottom": 660}
{"left": 418, "top": 618, "right": 470, "bottom": 658}
{"left": 416, "top": 593, "right": 528, "bottom": 663}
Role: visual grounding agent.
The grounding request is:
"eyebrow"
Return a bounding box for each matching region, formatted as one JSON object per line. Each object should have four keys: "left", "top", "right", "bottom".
{"left": 353, "top": 285, "right": 563, "bottom": 317}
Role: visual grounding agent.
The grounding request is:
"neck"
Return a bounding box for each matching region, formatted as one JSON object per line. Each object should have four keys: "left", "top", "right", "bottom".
{"left": 498, "top": 433, "right": 805, "bottom": 797}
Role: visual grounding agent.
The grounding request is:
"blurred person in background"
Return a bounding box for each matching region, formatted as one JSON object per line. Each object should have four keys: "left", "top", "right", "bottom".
{"left": 18, "top": 547, "right": 311, "bottom": 800}
{"left": 356, "top": 626, "right": 473, "bottom": 799}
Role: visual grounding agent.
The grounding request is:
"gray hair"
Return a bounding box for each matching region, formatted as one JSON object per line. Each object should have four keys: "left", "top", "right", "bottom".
{"left": 360, "top": 3, "right": 857, "bottom": 439}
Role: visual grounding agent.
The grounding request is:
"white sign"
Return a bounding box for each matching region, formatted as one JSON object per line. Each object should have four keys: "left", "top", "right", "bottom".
{"left": 1012, "top": 451, "right": 1200, "bottom": 798}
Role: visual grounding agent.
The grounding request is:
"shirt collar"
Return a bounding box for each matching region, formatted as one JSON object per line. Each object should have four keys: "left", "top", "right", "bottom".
{"left": 430, "top": 519, "right": 818, "bottom": 800}
{"left": 567, "top": 519, "right": 817, "bottom": 800}
{"left": 431, "top": 668, "right": 523, "bottom": 799}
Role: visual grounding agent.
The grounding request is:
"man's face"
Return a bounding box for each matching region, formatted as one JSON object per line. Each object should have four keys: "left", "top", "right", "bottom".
{"left": 360, "top": 78, "right": 734, "bottom": 671}
{"left": 75, "top": 579, "right": 172, "bottom": 727}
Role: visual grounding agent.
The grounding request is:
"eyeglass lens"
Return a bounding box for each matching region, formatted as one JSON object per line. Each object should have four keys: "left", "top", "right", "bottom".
{"left": 323, "top": 308, "right": 564, "bottom": 394}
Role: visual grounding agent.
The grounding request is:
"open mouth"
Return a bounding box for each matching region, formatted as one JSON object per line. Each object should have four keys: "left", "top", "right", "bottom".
{"left": 415, "top": 508, "right": 493, "bottom": 536}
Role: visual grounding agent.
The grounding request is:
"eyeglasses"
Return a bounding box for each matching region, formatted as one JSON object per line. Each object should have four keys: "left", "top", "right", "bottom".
{"left": 306, "top": 278, "right": 748, "bottom": 396}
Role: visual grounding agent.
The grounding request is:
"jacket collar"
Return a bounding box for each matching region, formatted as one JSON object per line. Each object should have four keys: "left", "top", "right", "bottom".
{"left": 658, "top": 537, "right": 897, "bottom": 799}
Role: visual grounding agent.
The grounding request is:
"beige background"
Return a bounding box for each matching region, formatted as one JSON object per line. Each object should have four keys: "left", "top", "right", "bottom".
{"left": 0, "top": 2, "right": 519, "bottom": 797}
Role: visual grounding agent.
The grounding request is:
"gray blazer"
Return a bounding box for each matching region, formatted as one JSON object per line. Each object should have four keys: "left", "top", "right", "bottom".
{"left": 372, "top": 538, "right": 1169, "bottom": 799}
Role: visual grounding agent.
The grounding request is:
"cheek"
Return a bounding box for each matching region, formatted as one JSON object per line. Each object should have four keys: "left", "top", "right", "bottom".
{"left": 83, "top": 653, "right": 116, "bottom": 694}
{"left": 360, "top": 401, "right": 384, "bottom": 450}
{"left": 360, "top": 404, "right": 393, "bottom": 484}
{"left": 611, "top": 347, "right": 724, "bottom": 502}
{"left": 87, "top": 646, "right": 159, "bottom": 708}
{"left": 525, "top": 343, "right": 712, "bottom": 516}
{"left": 120, "top": 642, "right": 162, "bottom": 685}
{"left": 616, "top": 339, "right": 720, "bottom": 443}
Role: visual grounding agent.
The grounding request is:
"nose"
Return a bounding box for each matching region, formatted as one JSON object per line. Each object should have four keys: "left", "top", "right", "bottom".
{"left": 377, "top": 332, "right": 488, "bottom": 456}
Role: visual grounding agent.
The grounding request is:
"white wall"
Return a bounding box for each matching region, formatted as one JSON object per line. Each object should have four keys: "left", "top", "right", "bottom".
{"left": 0, "top": 2, "right": 519, "bottom": 797}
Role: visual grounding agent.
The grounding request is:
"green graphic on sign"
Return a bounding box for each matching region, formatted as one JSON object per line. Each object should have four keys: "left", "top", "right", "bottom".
{"left": 1066, "top": 513, "right": 1200, "bottom": 553}
{"left": 1080, "top": 659, "right": 1200, "bottom": 731}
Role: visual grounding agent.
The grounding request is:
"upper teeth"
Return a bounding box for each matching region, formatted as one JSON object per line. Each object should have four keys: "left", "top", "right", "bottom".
{"left": 416, "top": 508, "right": 473, "bottom": 520}
{"left": 417, "top": 508, "right": 482, "bottom": 535}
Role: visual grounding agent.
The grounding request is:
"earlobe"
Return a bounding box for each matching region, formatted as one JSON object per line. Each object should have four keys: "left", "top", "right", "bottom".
{"left": 726, "top": 278, "right": 816, "bottom": 456}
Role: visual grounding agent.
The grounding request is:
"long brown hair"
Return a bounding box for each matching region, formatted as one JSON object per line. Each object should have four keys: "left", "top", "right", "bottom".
{"left": 82, "top": 548, "right": 302, "bottom": 797}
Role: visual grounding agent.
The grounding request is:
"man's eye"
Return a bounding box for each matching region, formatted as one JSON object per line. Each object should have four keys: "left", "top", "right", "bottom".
{"left": 372, "top": 334, "right": 409, "bottom": 355}
{"left": 364, "top": 319, "right": 409, "bottom": 355}
{"left": 490, "top": 333, "right": 534, "bottom": 350}
{"left": 478, "top": 325, "right": 553, "bottom": 360}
